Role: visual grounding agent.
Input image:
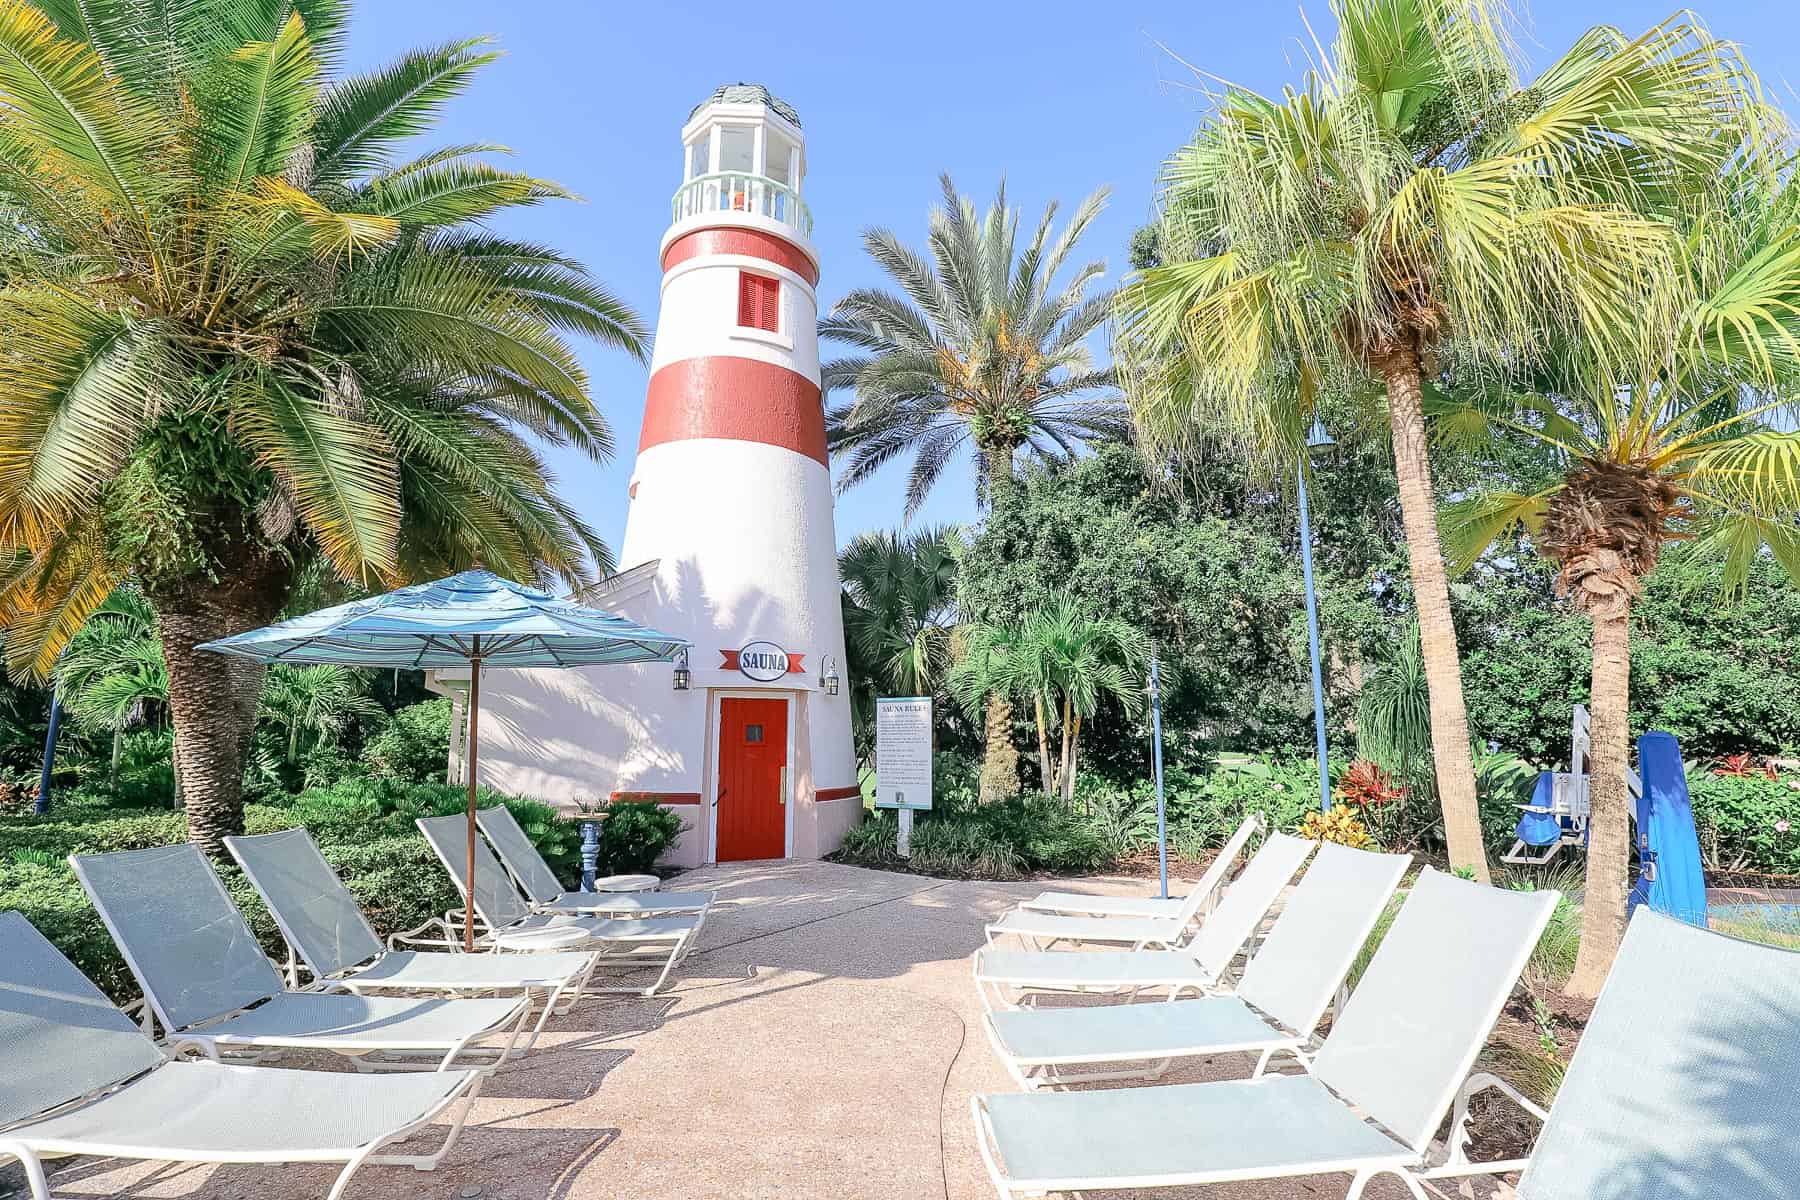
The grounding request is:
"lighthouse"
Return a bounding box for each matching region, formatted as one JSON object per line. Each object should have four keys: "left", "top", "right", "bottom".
{"left": 460, "top": 84, "right": 861, "bottom": 866}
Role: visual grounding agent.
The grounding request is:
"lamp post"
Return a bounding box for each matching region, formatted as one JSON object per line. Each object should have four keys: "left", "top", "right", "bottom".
{"left": 1149, "top": 652, "right": 1168, "bottom": 899}
{"left": 1298, "top": 419, "right": 1333, "bottom": 813}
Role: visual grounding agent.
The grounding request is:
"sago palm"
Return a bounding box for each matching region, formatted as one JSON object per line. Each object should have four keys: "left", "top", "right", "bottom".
{"left": 822, "top": 174, "right": 1128, "bottom": 514}
{"left": 0, "top": 1, "right": 646, "bottom": 850}
{"left": 1442, "top": 168, "right": 1800, "bottom": 995}
{"left": 1116, "top": 0, "right": 1763, "bottom": 882}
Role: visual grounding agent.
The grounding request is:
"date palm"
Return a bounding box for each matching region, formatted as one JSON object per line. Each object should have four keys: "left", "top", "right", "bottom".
{"left": 822, "top": 174, "right": 1128, "bottom": 514}
{"left": 1117, "top": 0, "right": 1763, "bottom": 883}
{"left": 0, "top": 1, "right": 645, "bottom": 851}
{"left": 1442, "top": 169, "right": 1800, "bottom": 994}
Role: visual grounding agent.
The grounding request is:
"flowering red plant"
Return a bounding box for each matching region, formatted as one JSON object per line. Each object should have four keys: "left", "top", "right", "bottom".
{"left": 1714, "top": 753, "right": 1777, "bottom": 781}
{"left": 1334, "top": 760, "right": 1406, "bottom": 808}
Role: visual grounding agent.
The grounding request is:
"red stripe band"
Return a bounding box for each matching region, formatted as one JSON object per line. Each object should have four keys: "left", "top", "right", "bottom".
{"left": 640, "top": 356, "right": 827, "bottom": 465}
{"left": 815, "top": 785, "right": 862, "bottom": 803}
{"left": 662, "top": 228, "right": 818, "bottom": 286}
{"left": 610, "top": 791, "right": 702, "bottom": 806}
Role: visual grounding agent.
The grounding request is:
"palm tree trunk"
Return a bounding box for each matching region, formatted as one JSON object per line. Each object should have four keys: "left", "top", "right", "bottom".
{"left": 1377, "top": 340, "right": 1491, "bottom": 884}
{"left": 1033, "top": 691, "right": 1053, "bottom": 796}
{"left": 1058, "top": 712, "right": 1072, "bottom": 805}
{"left": 978, "top": 693, "right": 1019, "bottom": 803}
{"left": 1568, "top": 606, "right": 1633, "bottom": 997}
{"left": 152, "top": 554, "right": 287, "bottom": 856}
{"left": 1058, "top": 694, "right": 1073, "bottom": 805}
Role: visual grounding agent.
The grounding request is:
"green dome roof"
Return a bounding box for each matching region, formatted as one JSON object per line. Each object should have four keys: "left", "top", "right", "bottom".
{"left": 689, "top": 83, "right": 800, "bottom": 128}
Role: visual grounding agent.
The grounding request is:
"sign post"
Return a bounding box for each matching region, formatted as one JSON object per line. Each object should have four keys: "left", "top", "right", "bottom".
{"left": 875, "top": 696, "right": 933, "bottom": 858}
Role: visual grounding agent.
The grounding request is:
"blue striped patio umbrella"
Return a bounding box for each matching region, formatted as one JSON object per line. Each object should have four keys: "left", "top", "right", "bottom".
{"left": 200, "top": 570, "right": 688, "bottom": 948}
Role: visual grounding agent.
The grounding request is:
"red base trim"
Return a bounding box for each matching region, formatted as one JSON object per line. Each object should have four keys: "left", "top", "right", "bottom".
{"left": 662, "top": 228, "right": 818, "bottom": 286}
{"left": 611, "top": 791, "right": 702, "bottom": 806}
{"left": 641, "top": 357, "right": 826, "bottom": 465}
{"left": 815, "top": 785, "right": 862, "bottom": 803}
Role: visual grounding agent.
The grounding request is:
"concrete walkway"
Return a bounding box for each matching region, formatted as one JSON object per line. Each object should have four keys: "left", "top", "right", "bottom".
{"left": 23, "top": 860, "right": 1434, "bottom": 1200}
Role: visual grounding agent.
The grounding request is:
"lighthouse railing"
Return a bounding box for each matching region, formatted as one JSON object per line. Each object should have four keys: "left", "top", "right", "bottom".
{"left": 672, "top": 172, "right": 813, "bottom": 237}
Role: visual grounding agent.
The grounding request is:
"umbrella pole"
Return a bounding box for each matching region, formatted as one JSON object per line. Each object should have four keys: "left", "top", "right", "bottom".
{"left": 465, "top": 638, "right": 481, "bottom": 952}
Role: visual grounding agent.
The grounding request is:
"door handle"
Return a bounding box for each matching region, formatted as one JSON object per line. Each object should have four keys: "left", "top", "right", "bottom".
{"left": 715, "top": 788, "right": 726, "bottom": 808}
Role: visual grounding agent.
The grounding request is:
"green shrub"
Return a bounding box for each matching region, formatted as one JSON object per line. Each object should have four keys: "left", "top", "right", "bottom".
{"left": 1688, "top": 770, "right": 1800, "bottom": 875}
{"left": 0, "top": 780, "right": 582, "bottom": 1003}
{"left": 362, "top": 698, "right": 453, "bottom": 783}
{"left": 909, "top": 817, "right": 1028, "bottom": 879}
{"left": 592, "top": 800, "right": 683, "bottom": 875}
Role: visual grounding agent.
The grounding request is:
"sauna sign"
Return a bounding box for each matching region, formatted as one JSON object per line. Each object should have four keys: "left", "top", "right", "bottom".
{"left": 720, "top": 641, "right": 805, "bottom": 682}
{"left": 875, "top": 697, "right": 933, "bottom": 811}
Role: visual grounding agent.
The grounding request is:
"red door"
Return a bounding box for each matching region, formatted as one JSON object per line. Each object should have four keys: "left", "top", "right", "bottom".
{"left": 717, "top": 698, "right": 788, "bottom": 861}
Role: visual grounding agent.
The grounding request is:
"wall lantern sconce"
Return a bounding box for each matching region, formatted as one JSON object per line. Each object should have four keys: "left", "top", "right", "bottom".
{"left": 820, "top": 654, "right": 841, "bottom": 696}
{"left": 671, "top": 647, "right": 691, "bottom": 691}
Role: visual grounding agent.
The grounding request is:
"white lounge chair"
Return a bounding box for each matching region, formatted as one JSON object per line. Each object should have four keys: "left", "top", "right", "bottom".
{"left": 0, "top": 912, "right": 482, "bottom": 1200}
{"left": 70, "top": 844, "right": 532, "bottom": 1072}
{"left": 416, "top": 813, "right": 703, "bottom": 994}
{"left": 225, "top": 826, "right": 602, "bottom": 1055}
{"left": 984, "top": 841, "right": 1411, "bottom": 1088}
{"left": 972, "top": 832, "right": 1315, "bottom": 1011}
{"left": 476, "top": 805, "right": 715, "bottom": 919}
{"left": 972, "top": 869, "right": 1558, "bottom": 1199}
{"left": 1011, "top": 812, "right": 1263, "bottom": 920}
{"left": 1508, "top": 907, "right": 1800, "bottom": 1200}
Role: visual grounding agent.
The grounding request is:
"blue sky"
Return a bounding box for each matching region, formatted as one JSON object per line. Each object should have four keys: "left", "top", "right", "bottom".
{"left": 343, "top": 1, "right": 1800, "bottom": 559}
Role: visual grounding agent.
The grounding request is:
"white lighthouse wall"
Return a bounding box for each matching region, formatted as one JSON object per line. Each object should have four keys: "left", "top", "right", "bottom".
{"left": 468, "top": 366, "right": 857, "bottom": 867}
{"left": 651, "top": 257, "right": 819, "bottom": 380}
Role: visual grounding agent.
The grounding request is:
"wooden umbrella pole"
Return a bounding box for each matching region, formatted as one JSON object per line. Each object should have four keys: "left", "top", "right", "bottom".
{"left": 465, "top": 637, "right": 481, "bottom": 952}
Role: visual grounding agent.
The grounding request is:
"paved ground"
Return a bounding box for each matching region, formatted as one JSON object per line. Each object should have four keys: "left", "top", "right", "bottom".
{"left": 15, "top": 860, "right": 1460, "bottom": 1200}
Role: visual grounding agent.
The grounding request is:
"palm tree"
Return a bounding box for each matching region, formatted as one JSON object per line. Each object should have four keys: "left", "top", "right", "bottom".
{"left": 1116, "top": 2, "right": 1762, "bottom": 883}
{"left": 0, "top": 3, "right": 646, "bottom": 852}
{"left": 951, "top": 596, "right": 1148, "bottom": 803}
{"left": 1442, "top": 169, "right": 1800, "bottom": 995}
{"left": 53, "top": 587, "right": 165, "bottom": 776}
{"left": 822, "top": 174, "right": 1129, "bottom": 512}
{"left": 824, "top": 175, "right": 1127, "bottom": 804}
{"left": 839, "top": 526, "right": 960, "bottom": 698}
{"left": 258, "top": 663, "right": 380, "bottom": 763}
{"left": 838, "top": 525, "right": 965, "bottom": 772}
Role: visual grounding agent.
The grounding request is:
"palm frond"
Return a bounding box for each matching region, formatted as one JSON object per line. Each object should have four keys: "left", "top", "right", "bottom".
{"left": 309, "top": 36, "right": 497, "bottom": 182}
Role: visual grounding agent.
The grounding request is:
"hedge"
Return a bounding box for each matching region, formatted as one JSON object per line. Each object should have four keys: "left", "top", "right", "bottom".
{"left": 0, "top": 778, "right": 628, "bottom": 1003}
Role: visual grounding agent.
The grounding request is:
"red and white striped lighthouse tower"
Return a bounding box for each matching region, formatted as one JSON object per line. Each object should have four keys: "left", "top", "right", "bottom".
{"left": 459, "top": 85, "right": 858, "bottom": 865}
{"left": 612, "top": 83, "right": 858, "bottom": 862}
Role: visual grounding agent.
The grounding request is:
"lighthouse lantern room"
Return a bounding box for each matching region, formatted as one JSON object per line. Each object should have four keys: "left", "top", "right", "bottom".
{"left": 446, "top": 84, "right": 861, "bottom": 867}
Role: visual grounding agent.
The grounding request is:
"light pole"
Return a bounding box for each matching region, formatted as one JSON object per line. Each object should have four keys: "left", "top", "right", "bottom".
{"left": 1298, "top": 419, "right": 1333, "bottom": 813}
{"left": 1148, "top": 652, "right": 1168, "bottom": 899}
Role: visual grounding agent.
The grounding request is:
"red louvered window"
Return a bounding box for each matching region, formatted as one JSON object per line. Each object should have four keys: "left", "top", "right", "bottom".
{"left": 737, "top": 272, "right": 780, "bottom": 332}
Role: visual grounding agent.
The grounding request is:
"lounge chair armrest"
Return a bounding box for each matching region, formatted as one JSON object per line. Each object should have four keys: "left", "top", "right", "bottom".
{"left": 390, "top": 916, "right": 458, "bottom": 951}
{"left": 1428, "top": 1070, "right": 1549, "bottom": 1175}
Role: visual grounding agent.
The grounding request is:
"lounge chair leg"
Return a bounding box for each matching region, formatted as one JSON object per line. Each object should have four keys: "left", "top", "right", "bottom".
{"left": 327, "top": 1146, "right": 383, "bottom": 1200}
{"left": 0, "top": 1144, "right": 50, "bottom": 1200}
{"left": 1345, "top": 1167, "right": 1427, "bottom": 1200}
